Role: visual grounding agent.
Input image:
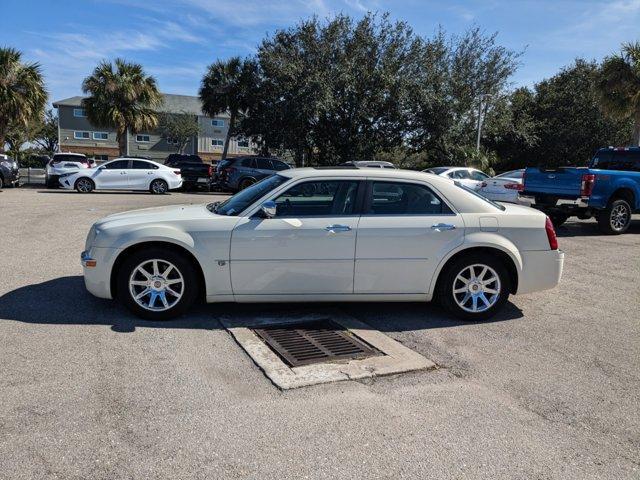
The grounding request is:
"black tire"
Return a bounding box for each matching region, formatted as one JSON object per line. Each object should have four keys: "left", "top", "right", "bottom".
{"left": 549, "top": 213, "right": 569, "bottom": 228}
{"left": 116, "top": 247, "right": 199, "bottom": 320}
{"left": 150, "top": 179, "right": 168, "bottom": 194}
{"left": 597, "top": 198, "right": 632, "bottom": 235}
{"left": 0, "top": 175, "right": 4, "bottom": 189}
{"left": 437, "top": 252, "right": 511, "bottom": 321}
{"left": 239, "top": 177, "right": 256, "bottom": 190}
{"left": 74, "top": 177, "right": 94, "bottom": 193}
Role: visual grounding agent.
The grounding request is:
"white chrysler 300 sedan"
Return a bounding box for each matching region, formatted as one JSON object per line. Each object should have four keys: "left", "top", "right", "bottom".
{"left": 81, "top": 168, "right": 564, "bottom": 321}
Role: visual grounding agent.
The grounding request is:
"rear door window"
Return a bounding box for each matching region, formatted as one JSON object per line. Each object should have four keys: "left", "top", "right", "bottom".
{"left": 367, "top": 181, "right": 452, "bottom": 215}
{"left": 240, "top": 158, "right": 256, "bottom": 168}
{"left": 131, "top": 160, "right": 158, "bottom": 170}
{"left": 271, "top": 160, "right": 289, "bottom": 171}
{"left": 256, "top": 158, "right": 272, "bottom": 170}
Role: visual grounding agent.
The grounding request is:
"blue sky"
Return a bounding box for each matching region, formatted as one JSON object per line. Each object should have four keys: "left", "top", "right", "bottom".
{"left": 2, "top": 0, "right": 639, "bottom": 104}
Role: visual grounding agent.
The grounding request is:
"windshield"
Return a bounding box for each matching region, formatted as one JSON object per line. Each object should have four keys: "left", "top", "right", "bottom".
{"left": 454, "top": 181, "right": 506, "bottom": 211}
{"left": 208, "top": 174, "right": 288, "bottom": 216}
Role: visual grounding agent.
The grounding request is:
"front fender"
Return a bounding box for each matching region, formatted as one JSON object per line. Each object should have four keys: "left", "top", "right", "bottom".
{"left": 427, "top": 232, "right": 523, "bottom": 298}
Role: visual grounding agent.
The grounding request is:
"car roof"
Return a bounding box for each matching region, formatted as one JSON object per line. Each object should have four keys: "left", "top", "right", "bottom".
{"left": 109, "top": 157, "right": 165, "bottom": 167}
{"left": 279, "top": 167, "right": 450, "bottom": 183}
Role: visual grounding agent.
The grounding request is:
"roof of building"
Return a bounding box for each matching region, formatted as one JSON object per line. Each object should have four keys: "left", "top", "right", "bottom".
{"left": 53, "top": 93, "right": 230, "bottom": 118}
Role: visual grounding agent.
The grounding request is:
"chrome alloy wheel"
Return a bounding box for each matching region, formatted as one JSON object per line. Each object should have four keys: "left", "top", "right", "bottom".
{"left": 128, "top": 259, "right": 184, "bottom": 311}
{"left": 452, "top": 263, "right": 501, "bottom": 313}
{"left": 76, "top": 178, "right": 93, "bottom": 192}
{"left": 610, "top": 203, "right": 629, "bottom": 231}
{"left": 151, "top": 180, "right": 168, "bottom": 194}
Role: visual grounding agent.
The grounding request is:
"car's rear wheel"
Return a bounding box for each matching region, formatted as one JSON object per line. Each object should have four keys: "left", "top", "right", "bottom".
{"left": 438, "top": 253, "right": 511, "bottom": 321}
{"left": 0, "top": 175, "right": 4, "bottom": 189}
{"left": 116, "top": 248, "right": 198, "bottom": 320}
{"left": 597, "top": 198, "right": 632, "bottom": 235}
{"left": 150, "top": 179, "right": 168, "bottom": 194}
{"left": 75, "top": 177, "right": 94, "bottom": 193}
{"left": 239, "top": 177, "right": 256, "bottom": 190}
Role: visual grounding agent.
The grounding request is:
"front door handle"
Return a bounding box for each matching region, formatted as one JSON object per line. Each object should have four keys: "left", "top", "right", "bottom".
{"left": 325, "top": 224, "right": 352, "bottom": 233}
{"left": 431, "top": 223, "right": 456, "bottom": 231}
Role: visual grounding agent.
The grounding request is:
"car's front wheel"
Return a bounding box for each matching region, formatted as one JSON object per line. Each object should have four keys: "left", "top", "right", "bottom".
{"left": 116, "top": 248, "right": 198, "bottom": 320}
{"left": 75, "top": 177, "right": 94, "bottom": 193}
{"left": 438, "top": 253, "right": 511, "bottom": 321}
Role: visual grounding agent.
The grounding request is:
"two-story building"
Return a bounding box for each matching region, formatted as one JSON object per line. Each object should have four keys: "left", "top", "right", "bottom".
{"left": 52, "top": 93, "right": 256, "bottom": 162}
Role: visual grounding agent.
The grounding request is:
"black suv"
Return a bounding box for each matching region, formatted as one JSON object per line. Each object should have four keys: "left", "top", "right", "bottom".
{"left": 0, "top": 155, "right": 20, "bottom": 189}
{"left": 216, "top": 156, "right": 290, "bottom": 191}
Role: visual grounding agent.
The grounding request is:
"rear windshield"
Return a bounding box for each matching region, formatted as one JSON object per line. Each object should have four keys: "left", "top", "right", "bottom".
{"left": 454, "top": 181, "right": 506, "bottom": 210}
{"left": 425, "top": 167, "right": 449, "bottom": 175}
{"left": 52, "top": 155, "right": 88, "bottom": 164}
{"left": 496, "top": 169, "right": 524, "bottom": 179}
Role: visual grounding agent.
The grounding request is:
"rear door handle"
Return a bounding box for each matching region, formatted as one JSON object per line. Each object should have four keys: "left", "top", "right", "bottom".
{"left": 325, "top": 224, "right": 352, "bottom": 233}
{"left": 431, "top": 223, "right": 456, "bottom": 231}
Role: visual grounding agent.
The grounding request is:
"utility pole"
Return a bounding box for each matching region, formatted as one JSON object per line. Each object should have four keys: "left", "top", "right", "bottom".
{"left": 476, "top": 94, "right": 492, "bottom": 151}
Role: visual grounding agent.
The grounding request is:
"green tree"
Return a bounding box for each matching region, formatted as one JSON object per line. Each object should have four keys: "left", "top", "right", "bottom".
{"left": 596, "top": 41, "right": 640, "bottom": 145}
{"left": 531, "top": 60, "right": 630, "bottom": 167}
{"left": 159, "top": 112, "right": 200, "bottom": 154}
{"left": 0, "top": 47, "right": 47, "bottom": 153}
{"left": 244, "top": 14, "right": 424, "bottom": 166}
{"left": 200, "top": 57, "right": 258, "bottom": 160}
{"left": 82, "top": 58, "right": 162, "bottom": 156}
{"left": 32, "top": 109, "right": 59, "bottom": 155}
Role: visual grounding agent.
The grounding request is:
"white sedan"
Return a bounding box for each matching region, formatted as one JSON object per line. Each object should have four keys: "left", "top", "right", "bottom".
{"left": 59, "top": 158, "right": 182, "bottom": 194}
{"left": 81, "top": 168, "right": 564, "bottom": 321}
{"left": 477, "top": 169, "right": 526, "bottom": 204}
{"left": 423, "top": 166, "right": 490, "bottom": 190}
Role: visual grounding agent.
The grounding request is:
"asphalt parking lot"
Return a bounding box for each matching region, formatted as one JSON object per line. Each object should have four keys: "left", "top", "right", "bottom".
{"left": 0, "top": 187, "right": 638, "bottom": 479}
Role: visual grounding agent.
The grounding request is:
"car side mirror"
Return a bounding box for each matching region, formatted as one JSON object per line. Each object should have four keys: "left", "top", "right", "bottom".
{"left": 260, "top": 200, "right": 277, "bottom": 218}
{"left": 98, "top": 165, "right": 106, "bottom": 170}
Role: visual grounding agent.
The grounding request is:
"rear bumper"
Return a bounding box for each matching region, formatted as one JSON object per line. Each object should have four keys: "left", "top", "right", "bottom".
{"left": 520, "top": 195, "right": 589, "bottom": 208}
{"left": 517, "top": 249, "right": 564, "bottom": 295}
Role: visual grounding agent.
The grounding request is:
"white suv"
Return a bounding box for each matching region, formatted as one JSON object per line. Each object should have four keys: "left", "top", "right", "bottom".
{"left": 45, "top": 153, "right": 93, "bottom": 188}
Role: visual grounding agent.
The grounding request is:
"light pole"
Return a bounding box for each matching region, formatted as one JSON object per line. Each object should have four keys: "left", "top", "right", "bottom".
{"left": 476, "top": 93, "right": 492, "bottom": 151}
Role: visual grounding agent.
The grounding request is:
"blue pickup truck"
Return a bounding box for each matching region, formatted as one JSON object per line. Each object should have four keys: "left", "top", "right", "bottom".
{"left": 521, "top": 147, "right": 640, "bottom": 234}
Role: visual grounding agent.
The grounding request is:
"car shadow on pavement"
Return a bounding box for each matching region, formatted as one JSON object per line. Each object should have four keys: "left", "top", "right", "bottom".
{"left": 0, "top": 276, "right": 523, "bottom": 334}
{"left": 556, "top": 218, "right": 640, "bottom": 237}
{"left": 36, "top": 190, "right": 173, "bottom": 195}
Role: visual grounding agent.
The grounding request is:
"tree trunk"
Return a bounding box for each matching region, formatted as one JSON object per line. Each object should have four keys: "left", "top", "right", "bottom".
{"left": 0, "top": 134, "right": 5, "bottom": 154}
{"left": 633, "top": 110, "right": 640, "bottom": 146}
{"left": 117, "top": 128, "right": 128, "bottom": 157}
{"left": 222, "top": 111, "right": 236, "bottom": 160}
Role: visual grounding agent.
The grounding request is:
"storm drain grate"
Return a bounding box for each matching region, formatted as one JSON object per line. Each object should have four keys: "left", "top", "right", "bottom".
{"left": 252, "top": 319, "right": 382, "bottom": 367}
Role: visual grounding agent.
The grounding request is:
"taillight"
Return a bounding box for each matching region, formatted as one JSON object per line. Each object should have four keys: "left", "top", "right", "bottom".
{"left": 522, "top": 170, "right": 527, "bottom": 188}
{"left": 545, "top": 216, "right": 558, "bottom": 250}
{"left": 580, "top": 174, "right": 595, "bottom": 196}
{"left": 173, "top": 170, "right": 181, "bottom": 176}
{"left": 208, "top": 165, "right": 213, "bottom": 176}
{"left": 504, "top": 183, "right": 524, "bottom": 191}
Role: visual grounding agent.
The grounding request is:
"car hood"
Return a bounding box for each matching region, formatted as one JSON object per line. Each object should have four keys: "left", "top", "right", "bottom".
{"left": 94, "top": 204, "right": 218, "bottom": 230}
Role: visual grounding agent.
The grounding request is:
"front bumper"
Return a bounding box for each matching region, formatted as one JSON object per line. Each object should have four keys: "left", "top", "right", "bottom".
{"left": 517, "top": 249, "right": 565, "bottom": 295}
{"left": 81, "top": 247, "right": 120, "bottom": 299}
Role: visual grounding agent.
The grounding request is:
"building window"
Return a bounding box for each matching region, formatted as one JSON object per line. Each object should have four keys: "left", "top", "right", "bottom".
{"left": 73, "top": 108, "right": 87, "bottom": 117}
{"left": 74, "top": 131, "right": 90, "bottom": 140}
{"left": 211, "top": 139, "right": 224, "bottom": 147}
{"left": 136, "top": 134, "right": 150, "bottom": 143}
{"left": 237, "top": 139, "right": 250, "bottom": 148}
{"left": 211, "top": 119, "right": 225, "bottom": 127}
{"left": 166, "top": 137, "right": 180, "bottom": 145}
{"left": 93, "top": 132, "right": 108, "bottom": 140}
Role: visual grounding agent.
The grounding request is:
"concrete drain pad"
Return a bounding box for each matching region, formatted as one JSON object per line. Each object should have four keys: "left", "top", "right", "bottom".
{"left": 219, "top": 310, "right": 435, "bottom": 389}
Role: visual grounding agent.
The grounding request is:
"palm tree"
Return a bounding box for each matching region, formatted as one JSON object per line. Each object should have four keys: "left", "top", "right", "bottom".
{"left": 82, "top": 58, "right": 162, "bottom": 156}
{"left": 199, "top": 57, "right": 258, "bottom": 159}
{"left": 0, "top": 47, "right": 47, "bottom": 153}
{"left": 596, "top": 42, "right": 640, "bottom": 145}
